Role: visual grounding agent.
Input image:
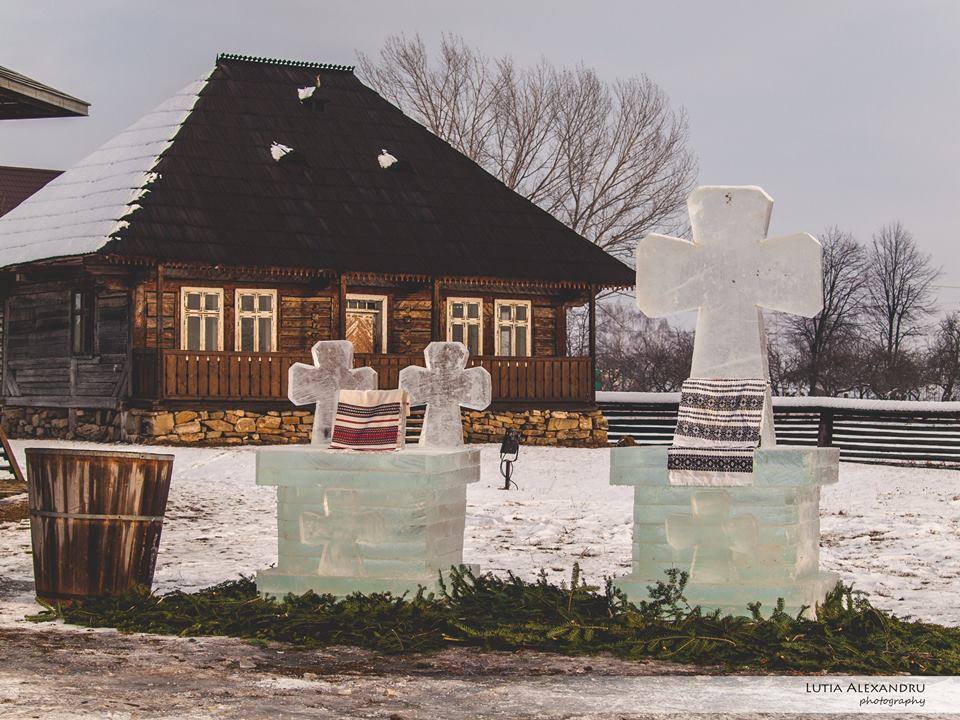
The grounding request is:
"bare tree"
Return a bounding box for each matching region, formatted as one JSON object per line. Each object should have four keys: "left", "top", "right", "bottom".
{"left": 927, "top": 312, "right": 960, "bottom": 400}
{"left": 860, "top": 222, "right": 939, "bottom": 398}
{"left": 595, "top": 305, "right": 692, "bottom": 391}
{"left": 782, "top": 228, "right": 867, "bottom": 395}
{"left": 865, "top": 222, "right": 940, "bottom": 358}
{"left": 356, "top": 34, "right": 501, "bottom": 162}
{"left": 358, "top": 33, "right": 696, "bottom": 263}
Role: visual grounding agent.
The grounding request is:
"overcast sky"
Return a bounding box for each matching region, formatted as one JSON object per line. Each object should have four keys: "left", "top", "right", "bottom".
{"left": 2, "top": 0, "right": 958, "bottom": 307}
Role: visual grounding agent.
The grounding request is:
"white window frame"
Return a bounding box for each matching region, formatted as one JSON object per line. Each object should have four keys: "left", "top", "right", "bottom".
{"left": 494, "top": 299, "right": 532, "bottom": 357}
{"left": 345, "top": 293, "right": 389, "bottom": 354}
{"left": 180, "top": 287, "right": 224, "bottom": 351}
{"left": 234, "top": 288, "right": 278, "bottom": 353}
{"left": 446, "top": 297, "right": 483, "bottom": 355}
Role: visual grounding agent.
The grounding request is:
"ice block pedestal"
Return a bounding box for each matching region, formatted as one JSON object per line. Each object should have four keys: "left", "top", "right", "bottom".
{"left": 256, "top": 446, "right": 480, "bottom": 598}
{"left": 610, "top": 446, "right": 840, "bottom": 618}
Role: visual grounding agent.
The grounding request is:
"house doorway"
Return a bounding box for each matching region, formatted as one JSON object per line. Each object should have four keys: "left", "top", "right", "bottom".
{"left": 345, "top": 295, "right": 387, "bottom": 353}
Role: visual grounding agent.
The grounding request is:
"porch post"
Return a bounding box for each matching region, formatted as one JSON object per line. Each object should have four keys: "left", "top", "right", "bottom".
{"left": 555, "top": 302, "right": 567, "bottom": 356}
{"left": 431, "top": 277, "right": 441, "bottom": 341}
{"left": 338, "top": 273, "right": 348, "bottom": 340}
{"left": 155, "top": 263, "right": 164, "bottom": 400}
{"left": 588, "top": 285, "right": 597, "bottom": 399}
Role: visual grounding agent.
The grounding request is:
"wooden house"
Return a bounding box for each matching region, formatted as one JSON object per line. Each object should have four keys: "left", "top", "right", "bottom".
{"left": 0, "top": 54, "right": 633, "bottom": 446}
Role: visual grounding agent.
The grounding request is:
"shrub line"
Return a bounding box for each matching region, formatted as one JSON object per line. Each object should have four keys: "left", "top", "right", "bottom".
{"left": 28, "top": 566, "right": 960, "bottom": 674}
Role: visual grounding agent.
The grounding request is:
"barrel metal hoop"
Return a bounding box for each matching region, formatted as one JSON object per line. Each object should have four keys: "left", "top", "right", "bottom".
{"left": 30, "top": 509, "right": 165, "bottom": 522}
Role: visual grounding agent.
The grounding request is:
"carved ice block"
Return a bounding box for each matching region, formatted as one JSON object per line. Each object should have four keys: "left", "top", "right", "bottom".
{"left": 610, "top": 445, "right": 840, "bottom": 618}
{"left": 255, "top": 445, "right": 480, "bottom": 598}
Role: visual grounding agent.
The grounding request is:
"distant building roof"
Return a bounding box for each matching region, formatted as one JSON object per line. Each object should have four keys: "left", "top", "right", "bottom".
{"left": 0, "top": 166, "right": 61, "bottom": 217}
{"left": 0, "top": 53, "right": 634, "bottom": 288}
{"left": 0, "top": 65, "right": 89, "bottom": 119}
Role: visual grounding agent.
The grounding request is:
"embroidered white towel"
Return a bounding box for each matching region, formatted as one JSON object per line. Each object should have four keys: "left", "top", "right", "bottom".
{"left": 330, "top": 389, "right": 409, "bottom": 451}
{"left": 667, "top": 378, "right": 769, "bottom": 486}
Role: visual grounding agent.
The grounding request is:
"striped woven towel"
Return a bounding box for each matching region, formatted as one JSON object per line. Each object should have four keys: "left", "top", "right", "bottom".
{"left": 330, "top": 389, "right": 409, "bottom": 451}
{"left": 668, "top": 378, "right": 768, "bottom": 486}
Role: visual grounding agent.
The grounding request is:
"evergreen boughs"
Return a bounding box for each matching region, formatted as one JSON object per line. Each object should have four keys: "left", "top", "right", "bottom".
{"left": 29, "top": 566, "right": 960, "bottom": 674}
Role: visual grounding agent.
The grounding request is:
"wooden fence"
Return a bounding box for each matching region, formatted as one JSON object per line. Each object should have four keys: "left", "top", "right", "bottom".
{"left": 598, "top": 392, "right": 960, "bottom": 467}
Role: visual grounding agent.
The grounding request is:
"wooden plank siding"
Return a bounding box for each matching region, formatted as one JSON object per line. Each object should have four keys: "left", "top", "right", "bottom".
{"left": 3, "top": 283, "right": 129, "bottom": 407}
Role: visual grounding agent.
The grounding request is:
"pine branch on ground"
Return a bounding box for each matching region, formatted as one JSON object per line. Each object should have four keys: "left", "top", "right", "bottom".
{"left": 28, "top": 565, "right": 960, "bottom": 674}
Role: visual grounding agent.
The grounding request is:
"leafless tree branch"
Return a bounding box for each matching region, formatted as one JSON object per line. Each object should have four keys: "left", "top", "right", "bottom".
{"left": 358, "top": 34, "right": 697, "bottom": 264}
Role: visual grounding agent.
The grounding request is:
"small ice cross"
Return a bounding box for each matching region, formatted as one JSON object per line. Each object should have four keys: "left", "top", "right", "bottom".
{"left": 636, "top": 186, "right": 823, "bottom": 380}
{"left": 399, "top": 342, "right": 491, "bottom": 448}
{"left": 665, "top": 490, "right": 758, "bottom": 584}
{"left": 288, "top": 340, "right": 377, "bottom": 446}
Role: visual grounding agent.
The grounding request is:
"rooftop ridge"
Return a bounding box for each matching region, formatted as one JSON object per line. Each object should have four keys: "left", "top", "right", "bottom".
{"left": 216, "top": 53, "right": 354, "bottom": 72}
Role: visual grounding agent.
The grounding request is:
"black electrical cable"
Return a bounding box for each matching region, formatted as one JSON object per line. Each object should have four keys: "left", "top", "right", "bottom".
{"left": 500, "top": 454, "right": 518, "bottom": 490}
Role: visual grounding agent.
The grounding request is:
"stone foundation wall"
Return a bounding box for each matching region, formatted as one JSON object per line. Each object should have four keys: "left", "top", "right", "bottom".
{"left": 128, "top": 409, "right": 314, "bottom": 445}
{"left": 1, "top": 406, "right": 608, "bottom": 448}
{"left": 463, "top": 409, "right": 607, "bottom": 448}
{"left": 1, "top": 407, "right": 122, "bottom": 442}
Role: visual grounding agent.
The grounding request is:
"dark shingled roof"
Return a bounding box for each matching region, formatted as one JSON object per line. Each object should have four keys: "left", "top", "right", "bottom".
{"left": 102, "top": 54, "right": 634, "bottom": 287}
{"left": 0, "top": 166, "right": 61, "bottom": 217}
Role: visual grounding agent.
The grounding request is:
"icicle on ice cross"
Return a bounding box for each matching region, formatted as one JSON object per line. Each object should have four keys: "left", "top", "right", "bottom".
{"left": 288, "top": 340, "right": 377, "bottom": 446}
{"left": 665, "top": 490, "right": 758, "bottom": 584}
{"left": 635, "top": 186, "right": 824, "bottom": 444}
{"left": 399, "top": 342, "right": 491, "bottom": 448}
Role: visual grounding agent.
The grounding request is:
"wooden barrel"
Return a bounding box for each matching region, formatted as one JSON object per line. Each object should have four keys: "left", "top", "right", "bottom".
{"left": 26, "top": 448, "right": 174, "bottom": 601}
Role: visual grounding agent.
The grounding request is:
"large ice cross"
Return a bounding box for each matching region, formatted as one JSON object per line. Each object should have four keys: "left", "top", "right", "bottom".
{"left": 636, "top": 186, "right": 823, "bottom": 380}
{"left": 665, "top": 490, "right": 758, "bottom": 584}
{"left": 288, "top": 340, "right": 377, "bottom": 446}
{"left": 399, "top": 342, "right": 492, "bottom": 448}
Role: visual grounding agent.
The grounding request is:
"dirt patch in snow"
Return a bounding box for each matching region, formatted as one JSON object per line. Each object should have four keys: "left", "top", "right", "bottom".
{"left": 0, "top": 496, "right": 27, "bottom": 523}
{"left": 0, "top": 478, "right": 25, "bottom": 500}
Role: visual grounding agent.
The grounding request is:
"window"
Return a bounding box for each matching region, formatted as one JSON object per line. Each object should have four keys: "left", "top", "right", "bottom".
{"left": 235, "top": 289, "right": 277, "bottom": 352}
{"left": 446, "top": 297, "right": 483, "bottom": 356}
{"left": 495, "top": 300, "right": 531, "bottom": 356}
{"left": 346, "top": 294, "right": 387, "bottom": 354}
{"left": 71, "top": 290, "right": 94, "bottom": 356}
{"left": 180, "top": 288, "right": 223, "bottom": 351}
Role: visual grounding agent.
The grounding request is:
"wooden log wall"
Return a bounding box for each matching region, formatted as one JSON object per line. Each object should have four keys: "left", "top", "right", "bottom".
{"left": 4, "top": 282, "right": 129, "bottom": 407}
{"left": 133, "top": 275, "right": 572, "bottom": 357}
{"left": 136, "top": 278, "right": 334, "bottom": 352}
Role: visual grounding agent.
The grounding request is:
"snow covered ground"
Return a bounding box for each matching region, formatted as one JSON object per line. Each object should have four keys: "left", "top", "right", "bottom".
{"left": 1, "top": 440, "right": 958, "bottom": 627}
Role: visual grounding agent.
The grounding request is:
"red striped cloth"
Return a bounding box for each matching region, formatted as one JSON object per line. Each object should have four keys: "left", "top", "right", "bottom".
{"left": 330, "top": 389, "right": 409, "bottom": 451}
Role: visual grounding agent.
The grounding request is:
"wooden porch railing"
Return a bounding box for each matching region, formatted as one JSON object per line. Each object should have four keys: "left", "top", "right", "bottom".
{"left": 356, "top": 353, "right": 594, "bottom": 405}
{"left": 132, "top": 350, "right": 594, "bottom": 405}
{"left": 133, "top": 349, "right": 310, "bottom": 401}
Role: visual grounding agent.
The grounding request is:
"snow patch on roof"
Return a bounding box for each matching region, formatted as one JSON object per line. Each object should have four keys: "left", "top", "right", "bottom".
{"left": 377, "top": 148, "right": 398, "bottom": 169}
{"left": 0, "top": 75, "right": 210, "bottom": 268}
{"left": 270, "top": 142, "right": 294, "bottom": 161}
